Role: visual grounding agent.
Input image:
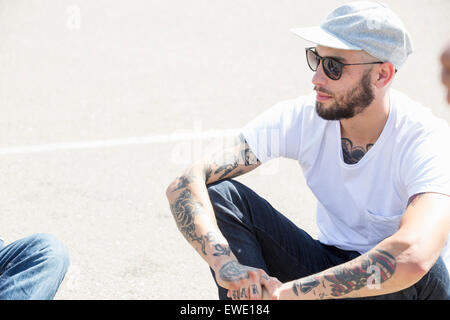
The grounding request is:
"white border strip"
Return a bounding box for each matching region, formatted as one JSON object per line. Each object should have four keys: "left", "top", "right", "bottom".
{"left": 0, "top": 128, "right": 241, "bottom": 155}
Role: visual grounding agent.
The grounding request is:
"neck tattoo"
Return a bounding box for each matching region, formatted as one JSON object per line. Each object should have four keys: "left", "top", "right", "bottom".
{"left": 341, "top": 137, "right": 374, "bottom": 164}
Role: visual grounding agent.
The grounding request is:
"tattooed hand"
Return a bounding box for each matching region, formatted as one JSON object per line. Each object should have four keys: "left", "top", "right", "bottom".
{"left": 217, "top": 260, "right": 281, "bottom": 300}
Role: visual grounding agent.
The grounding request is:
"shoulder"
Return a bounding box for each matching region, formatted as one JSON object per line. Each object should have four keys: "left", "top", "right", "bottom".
{"left": 391, "top": 91, "right": 450, "bottom": 194}
{"left": 390, "top": 89, "right": 449, "bottom": 155}
{"left": 391, "top": 89, "right": 449, "bottom": 137}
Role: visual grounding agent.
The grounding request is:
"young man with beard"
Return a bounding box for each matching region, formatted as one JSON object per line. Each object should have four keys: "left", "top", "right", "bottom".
{"left": 166, "top": 2, "right": 450, "bottom": 299}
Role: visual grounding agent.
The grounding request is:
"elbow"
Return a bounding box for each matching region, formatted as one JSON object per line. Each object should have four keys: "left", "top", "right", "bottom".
{"left": 165, "top": 186, "right": 172, "bottom": 200}
{"left": 402, "top": 258, "right": 431, "bottom": 283}
{"left": 166, "top": 166, "right": 204, "bottom": 199}
{"left": 165, "top": 180, "right": 178, "bottom": 200}
{"left": 389, "top": 237, "right": 435, "bottom": 283}
{"left": 165, "top": 175, "right": 194, "bottom": 199}
{"left": 409, "top": 257, "right": 436, "bottom": 280}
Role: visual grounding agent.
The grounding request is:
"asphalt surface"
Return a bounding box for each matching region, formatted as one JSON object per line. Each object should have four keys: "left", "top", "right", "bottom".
{"left": 0, "top": 0, "right": 449, "bottom": 299}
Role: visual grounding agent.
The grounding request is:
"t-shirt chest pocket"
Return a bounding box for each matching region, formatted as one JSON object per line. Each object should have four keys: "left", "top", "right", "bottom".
{"left": 364, "top": 210, "right": 403, "bottom": 243}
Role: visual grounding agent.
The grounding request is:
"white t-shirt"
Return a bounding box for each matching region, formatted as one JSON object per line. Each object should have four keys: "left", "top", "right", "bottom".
{"left": 241, "top": 89, "right": 450, "bottom": 270}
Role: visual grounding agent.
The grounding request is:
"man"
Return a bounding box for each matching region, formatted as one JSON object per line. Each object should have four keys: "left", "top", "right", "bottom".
{"left": 166, "top": 1, "right": 450, "bottom": 299}
{"left": 0, "top": 234, "right": 69, "bottom": 299}
{"left": 442, "top": 41, "right": 450, "bottom": 103}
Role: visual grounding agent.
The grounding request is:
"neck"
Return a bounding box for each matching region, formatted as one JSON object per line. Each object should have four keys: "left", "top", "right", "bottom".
{"left": 340, "top": 91, "right": 391, "bottom": 143}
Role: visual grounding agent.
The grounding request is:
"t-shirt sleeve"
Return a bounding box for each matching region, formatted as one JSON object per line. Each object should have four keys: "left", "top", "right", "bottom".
{"left": 400, "top": 127, "right": 450, "bottom": 198}
{"left": 240, "top": 97, "right": 307, "bottom": 163}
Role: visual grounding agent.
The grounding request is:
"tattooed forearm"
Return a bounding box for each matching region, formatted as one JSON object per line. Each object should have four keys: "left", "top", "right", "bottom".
{"left": 167, "top": 133, "right": 260, "bottom": 260}
{"left": 214, "top": 160, "right": 239, "bottom": 180}
{"left": 325, "top": 249, "right": 396, "bottom": 297}
{"left": 293, "top": 276, "right": 321, "bottom": 296}
{"left": 205, "top": 232, "right": 231, "bottom": 256}
{"left": 210, "top": 134, "right": 260, "bottom": 181}
{"left": 170, "top": 188, "right": 207, "bottom": 254}
{"left": 170, "top": 175, "right": 195, "bottom": 192}
{"left": 292, "top": 249, "right": 397, "bottom": 298}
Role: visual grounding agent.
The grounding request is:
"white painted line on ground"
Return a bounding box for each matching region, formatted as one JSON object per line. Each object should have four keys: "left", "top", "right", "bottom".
{"left": 0, "top": 128, "right": 241, "bottom": 155}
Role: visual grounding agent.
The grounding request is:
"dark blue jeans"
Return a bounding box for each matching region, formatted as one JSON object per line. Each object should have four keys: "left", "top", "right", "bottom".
{"left": 207, "top": 179, "right": 450, "bottom": 300}
{"left": 0, "top": 233, "right": 70, "bottom": 299}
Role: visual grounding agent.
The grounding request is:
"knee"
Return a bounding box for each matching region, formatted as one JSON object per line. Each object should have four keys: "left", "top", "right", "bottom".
{"left": 27, "top": 233, "right": 70, "bottom": 275}
{"left": 207, "top": 179, "right": 251, "bottom": 223}
{"left": 206, "top": 179, "right": 237, "bottom": 203}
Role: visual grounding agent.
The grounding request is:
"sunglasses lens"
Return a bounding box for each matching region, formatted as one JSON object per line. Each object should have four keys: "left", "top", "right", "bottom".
{"left": 323, "top": 58, "right": 342, "bottom": 80}
{"left": 306, "top": 49, "right": 319, "bottom": 71}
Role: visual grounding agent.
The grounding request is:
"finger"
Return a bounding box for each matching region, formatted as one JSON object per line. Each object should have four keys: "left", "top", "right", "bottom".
{"left": 249, "top": 283, "right": 262, "bottom": 300}
{"left": 230, "top": 289, "right": 240, "bottom": 300}
{"left": 260, "top": 273, "right": 275, "bottom": 298}
{"left": 234, "top": 276, "right": 251, "bottom": 300}
{"left": 260, "top": 273, "right": 272, "bottom": 288}
{"left": 261, "top": 275, "right": 281, "bottom": 298}
{"left": 239, "top": 287, "right": 249, "bottom": 300}
{"left": 247, "top": 270, "right": 262, "bottom": 300}
{"left": 261, "top": 286, "right": 271, "bottom": 300}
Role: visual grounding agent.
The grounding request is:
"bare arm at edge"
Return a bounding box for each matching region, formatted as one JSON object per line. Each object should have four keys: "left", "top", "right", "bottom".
{"left": 166, "top": 133, "right": 280, "bottom": 299}
{"left": 271, "top": 192, "right": 450, "bottom": 299}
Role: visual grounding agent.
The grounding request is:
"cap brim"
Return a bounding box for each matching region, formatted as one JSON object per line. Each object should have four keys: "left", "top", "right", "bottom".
{"left": 290, "top": 26, "right": 361, "bottom": 50}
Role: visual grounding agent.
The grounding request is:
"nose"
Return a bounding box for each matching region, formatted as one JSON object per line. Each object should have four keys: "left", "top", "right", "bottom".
{"left": 311, "top": 62, "right": 328, "bottom": 87}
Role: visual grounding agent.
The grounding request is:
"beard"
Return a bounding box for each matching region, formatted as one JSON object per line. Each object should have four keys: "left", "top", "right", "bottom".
{"left": 315, "top": 69, "right": 375, "bottom": 121}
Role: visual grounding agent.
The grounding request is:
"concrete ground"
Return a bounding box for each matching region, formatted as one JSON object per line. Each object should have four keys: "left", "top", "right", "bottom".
{"left": 0, "top": 0, "right": 449, "bottom": 299}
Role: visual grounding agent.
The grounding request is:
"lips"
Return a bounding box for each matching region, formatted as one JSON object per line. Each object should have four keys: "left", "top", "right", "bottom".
{"left": 316, "top": 91, "right": 332, "bottom": 102}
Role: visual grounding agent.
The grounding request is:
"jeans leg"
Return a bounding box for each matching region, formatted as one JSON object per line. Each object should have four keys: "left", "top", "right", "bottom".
{"left": 207, "top": 179, "right": 359, "bottom": 299}
{"left": 0, "top": 233, "right": 70, "bottom": 300}
{"left": 414, "top": 256, "right": 449, "bottom": 300}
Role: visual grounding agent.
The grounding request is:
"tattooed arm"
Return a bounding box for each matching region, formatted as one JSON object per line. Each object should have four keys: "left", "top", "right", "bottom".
{"left": 277, "top": 247, "right": 399, "bottom": 299}
{"left": 269, "top": 192, "right": 450, "bottom": 299}
{"left": 166, "top": 133, "right": 279, "bottom": 299}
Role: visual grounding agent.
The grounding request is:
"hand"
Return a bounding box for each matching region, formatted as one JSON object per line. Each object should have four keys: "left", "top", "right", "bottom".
{"left": 441, "top": 41, "right": 450, "bottom": 103}
{"left": 216, "top": 260, "right": 280, "bottom": 300}
{"left": 261, "top": 280, "right": 282, "bottom": 300}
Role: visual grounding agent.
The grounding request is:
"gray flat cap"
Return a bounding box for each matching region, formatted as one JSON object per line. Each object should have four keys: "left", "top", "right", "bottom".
{"left": 291, "top": 1, "right": 413, "bottom": 70}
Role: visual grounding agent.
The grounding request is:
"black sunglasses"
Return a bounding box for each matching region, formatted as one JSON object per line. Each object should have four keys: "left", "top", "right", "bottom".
{"left": 305, "top": 47, "right": 383, "bottom": 80}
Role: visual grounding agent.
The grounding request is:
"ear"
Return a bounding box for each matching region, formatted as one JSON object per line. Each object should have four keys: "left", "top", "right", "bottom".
{"left": 374, "top": 62, "right": 396, "bottom": 88}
